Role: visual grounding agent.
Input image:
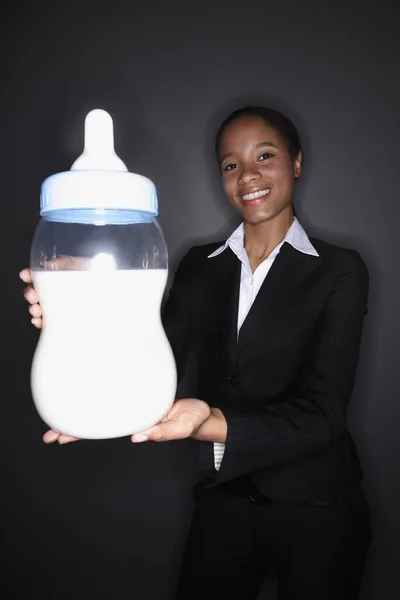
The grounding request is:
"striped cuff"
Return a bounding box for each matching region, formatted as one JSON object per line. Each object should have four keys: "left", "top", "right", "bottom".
{"left": 213, "top": 442, "right": 226, "bottom": 471}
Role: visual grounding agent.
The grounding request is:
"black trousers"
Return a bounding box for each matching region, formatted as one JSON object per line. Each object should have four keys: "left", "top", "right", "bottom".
{"left": 175, "top": 477, "right": 372, "bottom": 600}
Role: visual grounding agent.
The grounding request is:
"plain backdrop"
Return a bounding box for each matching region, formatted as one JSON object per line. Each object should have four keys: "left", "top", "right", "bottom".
{"left": 0, "top": 1, "right": 399, "bottom": 598}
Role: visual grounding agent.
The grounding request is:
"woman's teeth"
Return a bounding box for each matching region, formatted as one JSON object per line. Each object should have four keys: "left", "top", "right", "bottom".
{"left": 242, "top": 188, "right": 271, "bottom": 201}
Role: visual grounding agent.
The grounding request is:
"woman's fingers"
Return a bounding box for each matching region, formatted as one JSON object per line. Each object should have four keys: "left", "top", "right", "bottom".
{"left": 21, "top": 255, "right": 98, "bottom": 330}
{"left": 19, "top": 268, "right": 32, "bottom": 284}
{"left": 23, "top": 283, "right": 42, "bottom": 327}
{"left": 20, "top": 268, "right": 42, "bottom": 327}
{"left": 22, "top": 283, "right": 42, "bottom": 326}
{"left": 131, "top": 419, "right": 192, "bottom": 443}
{"left": 31, "top": 317, "right": 42, "bottom": 328}
{"left": 43, "top": 430, "right": 60, "bottom": 443}
{"left": 44, "top": 256, "right": 91, "bottom": 271}
{"left": 24, "top": 286, "right": 39, "bottom": 305}
{"left": 57, "top": 434, "right": 80, "bottom": 444}
{"left": 20, "top": 255, "right": 89, "bottom": 286}
{"left": 42, "top": 429, "right": 80, "bottom": 444}
{"left": 29, "top": 303, "right": 42, "bottom": 318}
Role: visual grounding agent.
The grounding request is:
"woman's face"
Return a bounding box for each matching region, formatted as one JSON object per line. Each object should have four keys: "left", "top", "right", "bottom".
{"left": 218, "top": 115, "right": 302, "bottom": 226}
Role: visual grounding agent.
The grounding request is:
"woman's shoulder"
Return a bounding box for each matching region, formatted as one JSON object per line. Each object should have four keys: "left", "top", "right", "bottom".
{"left": 310, "top": 236, "right": 368, "bottom": 279}
{"left": 178, "top": 241, "right": 225, "bottom": 264}
{"left": 170, "top": 242, "right": 225, "bottom": 285}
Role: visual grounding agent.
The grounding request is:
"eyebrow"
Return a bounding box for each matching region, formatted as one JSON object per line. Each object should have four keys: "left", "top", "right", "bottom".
{"left": 220, "top": 142, "right": 278, "bottom": 164}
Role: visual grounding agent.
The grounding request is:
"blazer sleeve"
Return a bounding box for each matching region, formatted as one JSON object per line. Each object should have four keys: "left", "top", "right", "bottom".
{"left": 204, "top": 249, "right": 369, "bottom": 483}
{"left": 162, "top": 247, "right": 197, "bottom": 384}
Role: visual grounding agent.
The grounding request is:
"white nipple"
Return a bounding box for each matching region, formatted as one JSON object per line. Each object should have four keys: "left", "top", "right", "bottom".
{"left": 70, "top": 109, "right": 128, "bottom": 172}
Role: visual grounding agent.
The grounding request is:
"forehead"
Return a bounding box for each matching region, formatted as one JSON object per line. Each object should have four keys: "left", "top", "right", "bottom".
{"left": 219, "top": 115, "right": 281, "bottom": 153}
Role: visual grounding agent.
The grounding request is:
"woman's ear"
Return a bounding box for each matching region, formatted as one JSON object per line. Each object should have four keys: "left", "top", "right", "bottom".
{"left": 294, "top": 151, "right": 302, "bottom": 179}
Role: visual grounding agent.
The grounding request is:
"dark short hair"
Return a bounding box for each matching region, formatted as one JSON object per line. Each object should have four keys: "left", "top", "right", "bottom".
{"left": 215, "top": 105, "right": 302, "bottom": 163}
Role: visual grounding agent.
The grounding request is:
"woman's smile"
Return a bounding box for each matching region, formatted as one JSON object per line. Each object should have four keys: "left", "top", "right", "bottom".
{"left": 240, "top": 187, "right": 272, "bottom": 204}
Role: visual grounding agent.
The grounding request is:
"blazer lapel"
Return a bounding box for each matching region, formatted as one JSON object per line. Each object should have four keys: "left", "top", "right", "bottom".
{"left": 209, "top": 248, "right": 241, "bottom": 365}
{"left": 238, "top": 242, "right": 322, "bottom": 353}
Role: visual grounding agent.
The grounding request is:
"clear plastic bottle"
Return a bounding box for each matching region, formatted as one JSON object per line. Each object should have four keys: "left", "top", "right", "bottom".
{"left": 30, "top": 109, "right": 177, "bottom": 439}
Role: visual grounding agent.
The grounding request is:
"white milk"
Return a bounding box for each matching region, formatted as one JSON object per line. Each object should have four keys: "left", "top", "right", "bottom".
{"left": 31, "top": 269, "right": 177, "bottom": 439}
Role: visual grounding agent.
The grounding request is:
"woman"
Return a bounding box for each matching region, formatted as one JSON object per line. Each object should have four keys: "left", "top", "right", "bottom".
{"left": 21, "top": 106, "right": 372, "bottom": 599}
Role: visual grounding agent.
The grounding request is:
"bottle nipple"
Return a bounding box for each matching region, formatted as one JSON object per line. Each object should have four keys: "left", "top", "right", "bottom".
{"left": 70, "top": 109, "right": 128, "bottom": 172}
{"left": 40, "top": 108, "right": 158, "bottom": 216}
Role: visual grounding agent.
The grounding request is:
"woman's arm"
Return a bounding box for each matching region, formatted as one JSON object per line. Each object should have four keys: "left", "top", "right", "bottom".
{"left": 191, "top": 408, "right": 227, "bottom": 443}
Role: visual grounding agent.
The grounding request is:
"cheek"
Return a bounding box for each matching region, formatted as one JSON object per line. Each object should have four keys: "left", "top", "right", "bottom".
{"left": 274, "top": 166, "right": 296, "bottom": 191}
{"left": 222, "top": 177, "right": 235, "bottom": 199}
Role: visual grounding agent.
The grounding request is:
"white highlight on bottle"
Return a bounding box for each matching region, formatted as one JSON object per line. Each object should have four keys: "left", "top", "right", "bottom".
{"left": 91, "top": 252, "right": 117, "bottom": 272}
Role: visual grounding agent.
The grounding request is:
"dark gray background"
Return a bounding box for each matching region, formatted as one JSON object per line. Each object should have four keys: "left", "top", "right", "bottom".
{"left": 1, "top": 0, "right": 398, "bottom": 598}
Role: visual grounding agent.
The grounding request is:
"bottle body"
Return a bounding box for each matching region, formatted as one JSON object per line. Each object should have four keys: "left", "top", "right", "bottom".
{"left": 30, "top": 210, "right": 177, "bottom": 439}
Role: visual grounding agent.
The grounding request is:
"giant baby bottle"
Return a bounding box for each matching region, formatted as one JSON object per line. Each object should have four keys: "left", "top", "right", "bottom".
{"left": 30, "top": 109, "right": 177, "bottom": 439}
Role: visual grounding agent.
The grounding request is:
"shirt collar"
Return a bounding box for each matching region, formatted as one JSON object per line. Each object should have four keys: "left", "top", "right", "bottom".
{"left": 207, "top": 217, "right": 319, "bottom": 260}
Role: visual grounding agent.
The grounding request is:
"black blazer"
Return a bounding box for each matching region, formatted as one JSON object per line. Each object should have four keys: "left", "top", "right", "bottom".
{"left": 162, "top": 236, "right": 369, "bottom": 503}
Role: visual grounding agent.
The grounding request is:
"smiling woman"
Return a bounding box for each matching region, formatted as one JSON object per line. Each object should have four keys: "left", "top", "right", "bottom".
{"left": 21, "top": 104, "right": 372, "bottom": 600}
{"left": 163, "top": 105, "right": 372, "bottom": 600}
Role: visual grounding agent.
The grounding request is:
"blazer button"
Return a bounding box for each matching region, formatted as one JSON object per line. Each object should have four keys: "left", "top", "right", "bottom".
{"left": 228, "top": 375, "right": 240, "bottom": 385}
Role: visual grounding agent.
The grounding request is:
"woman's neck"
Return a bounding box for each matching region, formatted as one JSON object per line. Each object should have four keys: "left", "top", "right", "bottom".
{"left": 244, "top": 210, "right": 294, "bottom": 272}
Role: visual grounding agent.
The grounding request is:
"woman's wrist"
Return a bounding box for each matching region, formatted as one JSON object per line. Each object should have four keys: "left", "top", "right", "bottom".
{"left": 191, "top": 407, "right": 227, "bottom": 443}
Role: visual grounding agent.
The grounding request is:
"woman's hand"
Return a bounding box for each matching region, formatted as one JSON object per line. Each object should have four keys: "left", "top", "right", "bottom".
{"left": 131, "top": 399, "right": 212, "bottom": 443}
{"left": 43, "top": 430, "right": 81, "bottom": 445}
{"left": 20, "top": 268, "right": 42, "bottom": 328}
{"left": 41, "top": 398, "right": 218, "bottom": 446}
{"left": 20, "top": 256, "right": 90, "bottom": 329}
{"left": 41, "top": 397, "right": 225, "bottom": 446}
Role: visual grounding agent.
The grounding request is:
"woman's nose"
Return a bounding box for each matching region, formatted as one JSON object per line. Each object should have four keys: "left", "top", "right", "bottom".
{"left": 239, "top": 165, "right": 261, "bottom": 184}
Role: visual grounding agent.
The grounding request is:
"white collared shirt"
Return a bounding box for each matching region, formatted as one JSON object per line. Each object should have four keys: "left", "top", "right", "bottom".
{"left": 207, "top": 218, "right": 319, "bottom": 470}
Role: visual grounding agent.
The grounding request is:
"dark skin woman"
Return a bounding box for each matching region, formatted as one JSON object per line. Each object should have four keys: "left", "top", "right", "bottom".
{"left": 21, "top": 106, "right": 372, "bottom": 599}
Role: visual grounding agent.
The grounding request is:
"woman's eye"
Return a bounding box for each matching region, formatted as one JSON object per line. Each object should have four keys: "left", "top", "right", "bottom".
{"left": 259, "top": 152, "right": 273, "bottom": 161}
{"left": 222, "top": 163, "right": 238, "bottom": 172}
